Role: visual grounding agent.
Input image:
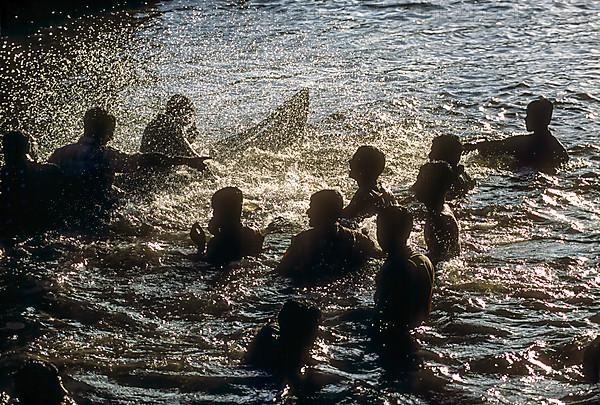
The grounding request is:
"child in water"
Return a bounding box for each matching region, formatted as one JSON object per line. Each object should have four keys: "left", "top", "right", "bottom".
{"left": 190, "top": 187, "right": 263, "bottom": 265}
{"left": 374, "top": 206, "right": 435, "bottom": 331}
{"left": 428, "top": 134, "right": 475, "bottom": 199}
{"left": 464, "top": 97, "right": 568, "bottom": 173}
{"left": 342, "top": 145, "right": 396, "bottom": 221}
{"left": 245, "top": 300, "right": 321, "bottom": 376}
{"left": 413, "top": 161, "right": 461, "bottom": 264}
{"left": 276, "top": 189, "right": 383, "bottom": 280}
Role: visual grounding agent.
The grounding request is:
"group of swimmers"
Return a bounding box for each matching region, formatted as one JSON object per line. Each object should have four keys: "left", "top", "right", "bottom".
{"left": 3, "top": 94, "right": 598, "bottom": 403}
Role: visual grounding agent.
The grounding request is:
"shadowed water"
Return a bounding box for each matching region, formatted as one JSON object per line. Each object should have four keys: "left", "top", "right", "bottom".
{"left": 0, "top": 0, "right": 599, "bottom": 403}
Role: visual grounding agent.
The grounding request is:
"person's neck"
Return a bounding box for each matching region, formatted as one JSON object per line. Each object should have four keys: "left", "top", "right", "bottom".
{"left": 532, "top": 127, "right": 550, "bottom": 137}
{"left": 388, "top": 244, "right": 411, "bottom": 260}
{"left": 357, "top": 179, "right": 378, "bottom": 190}
{"left": 425, "top": 197, "right": 445, "bottom": 213}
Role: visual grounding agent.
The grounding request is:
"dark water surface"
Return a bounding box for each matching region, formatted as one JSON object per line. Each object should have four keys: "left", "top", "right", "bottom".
{"left": 1, "top": 0, "right": 599, "bottom": 403}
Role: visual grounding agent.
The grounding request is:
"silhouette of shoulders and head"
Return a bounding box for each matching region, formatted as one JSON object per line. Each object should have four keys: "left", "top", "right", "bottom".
{"left": 82, "top": 107, "right": 117, "bottom": 146}
{"left": 141, "top": 94, "right": 199, "bottom": 157}
{"left": 191, "top": 186, "right": 263, "bottom": 265}
{"left": 277, "top": 189, "right": 382, "bottom": 279}
{"left": 375, "top": 206, "right": 434, "bottom": 331}
{"left": 427, "top": 135, "right": 474, "bottom": 199}
{"left": 166, "top": 94, "right": 196, "bottom": 125}
{"left": 1, "top": 131, "right": 64, "bottom": 232}
{"left": 2, "top": 130, "right": 33, "bottom": 166}
{"left": 13, "top": 360, "right": 71, "bottom": 405}
{"left": 413, "top": 161, "right": 454, "bottom": 211}
{"left": 246, "top": 299, "right": 321, "bottom": 375}
{"left": 344, "top": 145, "right": 395, "bottom": 220}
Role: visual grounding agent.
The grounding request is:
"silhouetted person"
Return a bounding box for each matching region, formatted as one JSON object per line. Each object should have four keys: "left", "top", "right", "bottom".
{"left": 245, "top": 300, "right": 321, "bottom": 376}
{"left": 13, "top": 360, "right": 73, "bottom": 404}
{"left": 428, "top": 135, "right": 475, "bottom": 199}
{"left": 190, "top": 187, "right": 263, "bottom": 265}
{"left": 374, "top": 206, "right": 435, "bottom": 331}
{"left": 49, "top": 107, "right": 209, "bottom": 212}
{"left": 413, "top": 161, "right": 460, "bottom": 264}
{"left": 276, "top": 189, "right": 383, "bottom": 280}
{"left": 583, "top": 336, "right": 600, "bottom": 384}
{"left": 464, "top": 97, "right": 568, "bottom": 173}
{"left": 141, "top": 94, "right": 201, "bottom": 158}
{"left": 342, "top": 145, "right": 395, "bottom": 220}
{"left": 0, "top": 131, "right": 64, "bottom": 233}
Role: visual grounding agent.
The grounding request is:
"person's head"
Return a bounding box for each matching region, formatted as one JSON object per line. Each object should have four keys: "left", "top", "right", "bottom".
{"left": 2, "top": 131, "right": 31, "bottom": 165}
{"left": 377, "top": 206, "right": 413, "bottom": 253}
{"left": 211, "top": 187, "right": 243, "bottom": 228}
{"left": 525, "top": 97, "right": 553, "bottom": 132}
{"left": 83, "top": 107, "right": 116, "bottom": 145}
{"left": 349, "top": 145, "right": 386, "bottom": 185}
{"left": 307, "top": 189, "right": 344, "bottom": 228}
{"left": 14, "top": 360, "right": 68, "bottom": 404}
{"left": 278, "top": 300, "right": 321, "bottom": 350}
{"left": 413, "top": 161, "right": 454, "bottom": 208}
{"left": 166, "top": 94, "right": 195, "bottom": 124}
{"left": 428, "top": 135, "right": 463, "bottom": 167}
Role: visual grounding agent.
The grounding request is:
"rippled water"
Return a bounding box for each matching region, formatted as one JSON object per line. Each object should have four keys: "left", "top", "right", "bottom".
{"left": 1, "top": 0, "right": 599, "bottom": 403}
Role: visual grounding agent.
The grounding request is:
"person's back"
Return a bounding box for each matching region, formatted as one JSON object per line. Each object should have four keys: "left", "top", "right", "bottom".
{"left": 205, "top": 224, "right": 263, "bottom": 265}
{"left": 0, "top": 131, "right": 65, "bottom": 232}
{"left": 413, "top": 161, "right": 461, "bottom": 264}
{"left": 424, "top": 203, "right": 460, "bottom": 264}
{"left": 141, "top": 94, "right": 199, "bottom": 158}
{"left": 49, "top": 137, "right": 118, "bottom": 205}
{"left": 276, "top": 190, "right": 382, "bottom": 280}
{"left": 374, "top": 206, "right": 435, "bottom": 331}
{"left": 190, "top": 187, "right": 264, "bottom": 266}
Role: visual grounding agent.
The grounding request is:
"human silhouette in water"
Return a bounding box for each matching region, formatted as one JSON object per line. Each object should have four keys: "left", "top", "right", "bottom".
{"left": 13, "top": 360, "right": 74, "bottom": 405}
{"left": 342, "top": 145, "right": 396, "bottom": 221}
{"left": 49, "top": 107, "right": 209, "bottom": 213}
{"left": 428, "top": 135, "right": 475, "bottom": 199}
{"left": 190, "top": 187, "right": 264, "bottom": 265}
{"left": 464, "top": 97, "right": 568, "bottom": 173}
{"left": 374, "top": 206, "right": 435, "bottom": 332}
{"left": 141, "top": 94, "right": 201, "bottom": 158}
{"left": 245, "top": 300, "right": 321, "bottom": 376}
{"left": 413, "top": 161, "right": 460, "bottom": 264}
{"left": 276, "top": 189, "right": 383, "bottom": 280}
{"left": 0, "top": 131, "right": 64, "bottom": 234}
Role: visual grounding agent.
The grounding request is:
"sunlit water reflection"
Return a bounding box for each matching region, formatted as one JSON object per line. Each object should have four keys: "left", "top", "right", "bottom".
{"left": 1, "top": 0, "right": 599, "bottom": 403}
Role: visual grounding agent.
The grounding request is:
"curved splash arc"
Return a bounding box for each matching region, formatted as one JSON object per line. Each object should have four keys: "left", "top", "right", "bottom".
{"left": 213, "top": 88, "right": 310, "bottom": 157}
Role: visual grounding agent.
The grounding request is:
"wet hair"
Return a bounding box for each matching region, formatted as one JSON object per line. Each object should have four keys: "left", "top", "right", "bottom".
{"left": 352, "top": 145, "right": 386, "bottom": 180}
{"left": 14, "top": 360, "right": 67, "bottom": 404}
{"left": 429, "top": 135, "right": 463, "bottom": 167}
{"left": 310, "top": 189, "right": 344, "bottom": 221}
{"left": 211, "top": 186, "right": 243, "bottom": 219}
{"left": 83, "top": 107, "right": 116, "bottom": 141}
{"left": 166, "top": 94, "right": 195, "bottom": 117}
{"left": 527, "top": 97, "right": 553, "bottom": 127}
{"left": 2, "top": 130, "right": 30, "bottom": 159}
{"left": 278, "top": 300, "right": 321, "bottom": 347}
{"left": 377, "top": 206, "right": 413, "bottom": 252}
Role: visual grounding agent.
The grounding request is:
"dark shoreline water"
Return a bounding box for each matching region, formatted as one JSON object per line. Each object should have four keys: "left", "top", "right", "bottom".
{"left": 1, "top": 0, "right": 599, "bottom": 403}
